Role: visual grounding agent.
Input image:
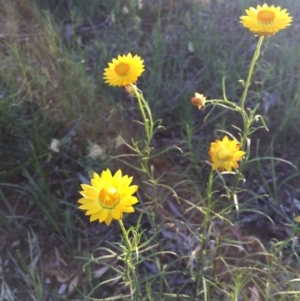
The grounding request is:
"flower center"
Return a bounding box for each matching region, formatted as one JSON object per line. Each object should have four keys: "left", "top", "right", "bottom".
{"left": 115, "top": 62, "right": 130, "bottom": 76}
{"left": 217, "top": 146, "right": 233, "bottom": 163}
{"left": 98, "top": 187, "right": 120, "bottom": 208}
{"left": 257, "top": 10, "right": 275, "bottom": 23}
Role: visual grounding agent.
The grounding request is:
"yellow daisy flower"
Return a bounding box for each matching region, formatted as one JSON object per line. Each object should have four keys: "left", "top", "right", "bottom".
{"left": 208, "top": 136, "right": 246, "bottom": 172}
{"left": 240, "top": 4, "right": 292, "bottom": 36}
{"left": 78, "top": 169, "right": 138, "bottom": 226}
{"left": 103, "top": 53, "right": 145, "bottom": 87}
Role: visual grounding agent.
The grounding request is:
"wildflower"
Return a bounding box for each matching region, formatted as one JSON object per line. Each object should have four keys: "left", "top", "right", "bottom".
{"left": 191, "top": 93, "right": 206, "bottom": 110}
{"left": 295, "top": 216, "right": 300, "bottom": 223}
{"left": 208, "top": 136, "right": 246, "bottom": 172}
{"left": 104, "top": 53, "right": 145, "bottom": 87}
{"left": 78, "top": 169, "right": 138, "bottom": 226}
{"left": 240, "top": 4, "right": 292, "bottom": 36}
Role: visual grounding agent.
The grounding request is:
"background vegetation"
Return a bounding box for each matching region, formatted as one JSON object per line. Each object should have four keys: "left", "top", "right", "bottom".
{"left": 0, "top": 0, "right": 299, "bottom": 300}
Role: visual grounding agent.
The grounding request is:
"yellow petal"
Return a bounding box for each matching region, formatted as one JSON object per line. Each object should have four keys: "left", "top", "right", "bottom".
{"left": 90, "top": 211, "right": 101, "bottom": 222}
{"left": 111, "top": 208, "right": 122, "bottom": 219}
{"left": 104, "top": 214, "right": 113, "bottom": 226}
{"left": 122, "top": 206, "right": 135, "bottom": 213}
{"left": 99, "top": 209, "right": 109, "bottom": 223}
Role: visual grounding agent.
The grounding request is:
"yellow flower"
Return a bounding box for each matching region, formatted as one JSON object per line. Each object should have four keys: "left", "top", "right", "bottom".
{"left": 78, "top": 169, "right": 138, "bottom": 226}
{"left": 208, "top": 136, "right": 246, "bottom": 172}
{"left": 240, "top": 4, "right": 292, "bottom": 36}
{"left": 191, "top": 93, "right": 206, "bottom": 110}
{"left": 103, "top": 53, "right": 145, "bottom": 87}
{"left": 295, "top": 216, "right": 300, "bottom": 223}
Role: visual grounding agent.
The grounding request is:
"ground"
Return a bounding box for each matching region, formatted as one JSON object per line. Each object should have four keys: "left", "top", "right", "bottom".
{"left": 1, "top": 0, "right": 300, "bottom": 300}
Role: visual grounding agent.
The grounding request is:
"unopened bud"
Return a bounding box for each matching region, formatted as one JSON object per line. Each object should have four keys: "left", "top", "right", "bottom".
{"left": 191, "top": 92, "right": 206, "bottom": 110}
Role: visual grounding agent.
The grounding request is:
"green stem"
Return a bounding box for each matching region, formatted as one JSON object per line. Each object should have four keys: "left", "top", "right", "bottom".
{"left": 212, "top": 218, "right": 226, "bottom": 279}
{"left": 118, "top": 219, "right": 132, "bottom": 249}
{"left": 240, "top": 36, "right": 264, "bottom": 150}
{"left": 240, "top": 36, "right": 264, "bottom": 115}
{"left": 194, "top": 170, "right": 214, "bottom": 300}
{"left": 118, "top": 220, "right": 135, "bottom": 299}
{"left": 131, "top": 84, "right": 160, "bottom": 223}
{"left": 207, "top": 170, "right": 214, "bottom": 205}
{"left": 129, "top": 84, "right": 162, "bottom": 297}
{"left": 229, "top": 36, "right": 265, "bottom": 197}
{"left": 131, "top": 84, "right": 154, "bottom": 146}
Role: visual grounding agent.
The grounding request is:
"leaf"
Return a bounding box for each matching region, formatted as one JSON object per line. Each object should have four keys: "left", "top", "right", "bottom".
{"left": 94, "top": 265, "right": 109, "bottom": 279}
{"left": 68, "top": 275, "right": 79, "bottom": 294}
{"left": 249, "top": 285, "right": 260, "bottom": 301}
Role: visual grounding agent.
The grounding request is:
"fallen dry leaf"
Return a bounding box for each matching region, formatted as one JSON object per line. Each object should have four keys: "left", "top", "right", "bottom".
{"left": 68, "top": 274, "right": 79, "bottom": 294}
{"left": 249, "top": 285, "right": 260, "bottom": 301}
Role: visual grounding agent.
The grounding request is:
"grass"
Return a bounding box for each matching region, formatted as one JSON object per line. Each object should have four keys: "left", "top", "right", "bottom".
{"left": 1, "top": 0, "right": 300, "bottom": 300}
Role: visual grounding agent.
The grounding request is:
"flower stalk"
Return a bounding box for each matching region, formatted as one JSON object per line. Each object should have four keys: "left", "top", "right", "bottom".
{"left": 194, "top": 170, "right": 214, "bottom": 300}
{"left": 131, "top": 83, "right": 154, "bottom": 148}
{"left": 118, "top": 220, "right": 140, "bottom": 300}
{"left": 240, "top": 36, "right": 264, "bottom": 151}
